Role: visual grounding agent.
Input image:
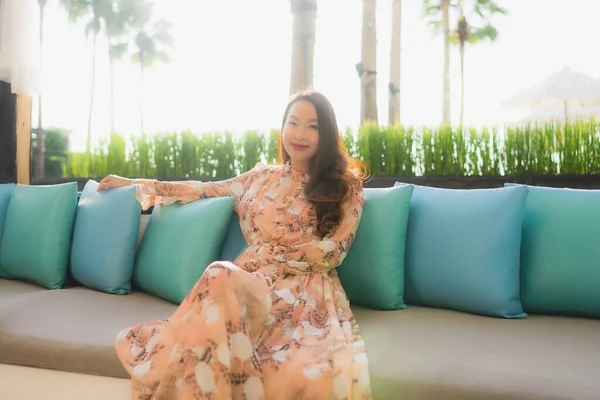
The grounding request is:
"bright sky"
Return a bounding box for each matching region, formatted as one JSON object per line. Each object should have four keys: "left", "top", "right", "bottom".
{"left": 36, "top": 0, "right": 600, "bottom": 152}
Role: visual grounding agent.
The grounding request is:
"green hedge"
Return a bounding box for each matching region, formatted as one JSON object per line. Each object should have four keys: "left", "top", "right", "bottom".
{"left": 64, "top": 120, "right": 600, "bottom": 178}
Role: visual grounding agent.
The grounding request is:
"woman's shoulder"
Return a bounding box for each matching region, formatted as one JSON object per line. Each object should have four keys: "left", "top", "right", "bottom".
{"left": 346, "top": 168, "right": 365, "bottom": 189}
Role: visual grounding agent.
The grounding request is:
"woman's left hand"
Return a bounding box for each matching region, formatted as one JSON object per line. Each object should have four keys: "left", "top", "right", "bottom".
{"left": 97, "top": 175, "right": 133, "bottom": 191}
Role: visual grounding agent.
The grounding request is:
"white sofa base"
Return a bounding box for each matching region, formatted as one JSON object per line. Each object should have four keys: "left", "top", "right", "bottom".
{"left": 0, "top": 364, "right": 130, "bottom": 400}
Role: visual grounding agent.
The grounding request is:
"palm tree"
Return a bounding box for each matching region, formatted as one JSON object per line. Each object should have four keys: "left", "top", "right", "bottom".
{"left": 61, "top": 0, "right": 111, "bottom": 155}
{"left": 452, "top": 0, "right": 507, "bottom": 126}
{"left": 105, "top": 5, "right": 130, "bottom": 134}
{"left": 131, "top": 6, "right": 174, "bottom": 135}
{"left": 35, "top": 0, "right": 49, "bottom": 179}
{"left": 104, "top": 0, "right": 146, "bottom": 134}
{"left": 358, "top": 0, "right": 378, "bottom": 124}
{"left": 388, "top": 0, "right": 402, "bottom": 125}
{"left": 289, "top": 0, "right": 317, "bottom": 94}
{"left": 423, "top": 0, "right": 451, "bottom": 125}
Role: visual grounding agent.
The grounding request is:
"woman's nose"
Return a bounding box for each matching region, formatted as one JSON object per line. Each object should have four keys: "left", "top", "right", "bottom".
{"left": 296, "top": 130, "right": 307, "bottom": 141}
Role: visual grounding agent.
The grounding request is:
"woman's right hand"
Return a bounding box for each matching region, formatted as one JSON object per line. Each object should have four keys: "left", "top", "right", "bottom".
{"left": 97, "top": 175, "right": 134, "bottom": 192}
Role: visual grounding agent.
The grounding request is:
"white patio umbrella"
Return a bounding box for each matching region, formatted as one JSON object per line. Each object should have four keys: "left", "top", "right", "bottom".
{"left": 503, "top": 67, "right": 600, "bottom": 119}
{"left": 521, "top": 103, "right": 600, "bottom": 123}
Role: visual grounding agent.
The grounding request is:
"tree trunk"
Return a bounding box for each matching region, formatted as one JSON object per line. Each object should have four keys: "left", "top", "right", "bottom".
{"left": 109, "top": 50, "right": 116, "bottom": 133}
{"left": 87, "top": 32, "right": 97, "bottom": 156}
{"left": 459, "top": 43, "right": 465, "bottom": 127}
{"left": 442, "top": 0, "right": 451, "bottom": 125}
{"left": 388, "top": 0, "right": 401, "bottom": 125}
{"left": 35, "top": 6, "right": 45, "bottom": 179}
{"left": 360, "top": 0, "right": 378, "bottom": 124}
{"left": 289, "top": 0, "right": 317, "bottom": 94}
{"left": 140, "top": 59, "right": 145, "bottom": 136}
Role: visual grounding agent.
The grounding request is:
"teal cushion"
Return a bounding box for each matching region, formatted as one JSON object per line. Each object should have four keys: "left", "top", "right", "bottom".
{"left": 70, "top": 180, "right": 141, "bottom": 294}
{"left": 0, "top": 184, "right": 15, "bottom": 250}
{"left": 134, "top": 197, "right": 236, "bottom": 304}
{"left": 396, "top": 182, "right": 528, "bottom": 318}
{"left": 218, "top": 213, "right": 248, "bottom": 261}
{"left": 337, "top": 185, "right": 414, "bottom": 310}
{"left": 506, "top": 184, "right": 600, "bottom": 318}
{"left": 0, "top": 184, "right": 15, "bottom": 279}
{"left": 0, "top": 182, "right": 78, "bottom": 289}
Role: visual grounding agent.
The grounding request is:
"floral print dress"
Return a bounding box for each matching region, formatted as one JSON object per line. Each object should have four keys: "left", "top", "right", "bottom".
{"left": 115, "top": 163, "right": 373, "bottom": 400}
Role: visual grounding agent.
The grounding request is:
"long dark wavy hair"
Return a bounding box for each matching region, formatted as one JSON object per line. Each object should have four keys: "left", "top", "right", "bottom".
{"left": 278, "top": 90, "right": 370, "bottom": 236}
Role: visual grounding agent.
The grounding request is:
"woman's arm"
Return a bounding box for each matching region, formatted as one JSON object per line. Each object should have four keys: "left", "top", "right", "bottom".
{"left": 274, "top": 177, "right": 364, "bottom": 274}
{"left": 101, "top": 163, "right": 265, "bottom": 211}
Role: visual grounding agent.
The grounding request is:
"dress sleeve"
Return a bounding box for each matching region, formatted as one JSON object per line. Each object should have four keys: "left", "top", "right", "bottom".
{"left": 275, "top": 177, "right": 364, "bottom": 274}
{"left": 132, "top": 163, "right": 265, "bottom": 211}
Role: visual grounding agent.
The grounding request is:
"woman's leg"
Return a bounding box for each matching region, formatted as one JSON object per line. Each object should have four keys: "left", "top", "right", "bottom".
{"left": 115, "top": 261, "right": 272, "bottom": 400}
{"left": 258, "top": 275, "right": 373, "bottom": 400}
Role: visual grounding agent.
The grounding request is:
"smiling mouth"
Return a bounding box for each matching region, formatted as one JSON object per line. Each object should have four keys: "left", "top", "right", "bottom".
{"left": 291, "top": 144, "right": 309, "bottom": 150}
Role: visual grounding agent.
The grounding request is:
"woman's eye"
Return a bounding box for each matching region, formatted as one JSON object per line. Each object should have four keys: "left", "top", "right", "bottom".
{"left": 288, "top": 121, "right": 296, "bottom": 126}
{"left": 310, "top": 125, "right": 319, "bottom": 130}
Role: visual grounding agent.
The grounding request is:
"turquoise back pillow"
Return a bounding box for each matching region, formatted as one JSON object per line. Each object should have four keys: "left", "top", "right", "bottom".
{"left": 0, "top": 184, "right": 15, "bottom": 266}
{"left": 134, "top": 197, "right": 235, "bottom": 304}
{"left": 506, "top": 183, "right": 600, "bottom": 318}
{"left": 396, "top": 183, "right": 528, "bottom": 318}
{"left": 0, "top": 183, "right": 78, "bottom": 289}
{"left": 70, "top": 180, "right": 141, "bottom": 294}
{"left": 0, "top": 184, "right": 15, "bottom": 279}
{"left": 218, "top": 213, "right": 248, "bottom": 262}
{"left": 337, "top": 185, "right": 414, "bottom": 310}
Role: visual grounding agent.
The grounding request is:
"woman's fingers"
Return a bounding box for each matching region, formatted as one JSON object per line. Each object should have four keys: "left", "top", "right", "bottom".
{"left": 96, "top": 175, "right": 136, "bottom": 192}
{"left": 97, "top": 175, "right": 125, "bottom": 191}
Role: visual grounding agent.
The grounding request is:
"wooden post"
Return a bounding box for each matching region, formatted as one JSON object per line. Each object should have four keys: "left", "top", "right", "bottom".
{"left": 0, "top": 82, "right": 17, "bottom": 184}
{"left": 16, "top": 95, "right": 32, "bottom": 185}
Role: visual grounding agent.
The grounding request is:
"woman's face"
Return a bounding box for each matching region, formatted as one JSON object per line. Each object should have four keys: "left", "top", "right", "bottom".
{"left": 282, "top": 100, "right": 320, "bottom": 171}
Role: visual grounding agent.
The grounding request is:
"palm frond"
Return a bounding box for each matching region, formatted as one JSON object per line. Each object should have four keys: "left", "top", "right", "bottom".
{"left": 61, "top": 0, "right": 92, "bottom": 22}
{"left": 153, "top": 30, "right": 175, "bottom": 47}
{"left": 85, "top": 17, "right": 101, "bottom": 37}
{"left": 490, "top": 4, "right": 508, "bottom": 15}
{"left": 449, "top": 31, "right": 459, "bottom": 45}
{"left": 109, "top": 42, "right": 129, "bottom": 59}
{"left": 472, "top": 24, "right": 498, "bottom": 42}
{"left": 155, "top": 51, "right": 171, "bottom": 64}
{"left": 451, "top": 0, "right": 506, "bottom": 47}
